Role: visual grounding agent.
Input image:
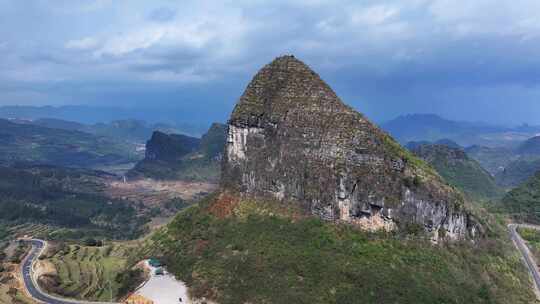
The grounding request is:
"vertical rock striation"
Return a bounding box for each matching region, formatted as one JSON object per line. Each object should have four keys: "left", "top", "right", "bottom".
{"left": 222, "top": 55, "right": 479, "bottom": 240}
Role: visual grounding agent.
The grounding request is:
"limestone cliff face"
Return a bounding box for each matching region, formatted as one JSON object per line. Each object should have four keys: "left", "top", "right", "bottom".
{"left": 222, "top": 55, "right": 479, "bottom": 239}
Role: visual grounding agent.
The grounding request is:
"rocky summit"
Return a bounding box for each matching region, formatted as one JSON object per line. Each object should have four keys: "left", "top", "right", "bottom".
{"left": 222, "top": 55, "right": 479, "bottom": 239}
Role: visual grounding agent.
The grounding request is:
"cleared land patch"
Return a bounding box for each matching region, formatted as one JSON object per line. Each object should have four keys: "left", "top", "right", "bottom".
{"left": 39, "top": 243, "right": 144, "bottom": 302}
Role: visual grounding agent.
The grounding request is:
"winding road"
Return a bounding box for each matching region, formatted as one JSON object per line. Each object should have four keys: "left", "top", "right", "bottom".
{"left": 508, "top": 224, "right": 540, "bottom": 298}
{"left": 20, "top": 239, "right": 117, "bottom": 304}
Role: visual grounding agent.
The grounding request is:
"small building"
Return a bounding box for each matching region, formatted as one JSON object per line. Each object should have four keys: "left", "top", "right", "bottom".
{"left": 148, "top": 258, "right": 162, "bottom": 268}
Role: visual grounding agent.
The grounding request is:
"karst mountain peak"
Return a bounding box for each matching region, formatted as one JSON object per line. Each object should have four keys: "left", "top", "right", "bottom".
{"left": 229, "top": 54, "right": 358, "bottom": 127}
{"left": 223, "top": 55, "right": 480, "bottom": 240}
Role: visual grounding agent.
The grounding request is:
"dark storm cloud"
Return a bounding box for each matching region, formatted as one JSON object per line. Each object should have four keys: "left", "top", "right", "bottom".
{"left": 1, "top": 0, "right": 540, "bottom": 124}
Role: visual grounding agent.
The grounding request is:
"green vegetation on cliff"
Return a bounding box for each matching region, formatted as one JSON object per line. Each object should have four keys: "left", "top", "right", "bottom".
{"left": 223, "top": 56, "right": 475, "bottom": 237}
{"left": 151, "top": 195, "right": 534, "bottom": 304}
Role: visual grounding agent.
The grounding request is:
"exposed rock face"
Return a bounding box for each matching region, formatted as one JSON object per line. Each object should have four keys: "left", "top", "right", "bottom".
{"left": 222, "top": 55, "right": 479, "bottom": 239}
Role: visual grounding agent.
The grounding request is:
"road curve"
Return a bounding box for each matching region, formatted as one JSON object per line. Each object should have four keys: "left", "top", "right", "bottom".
{"left": 20, "top": 239, "right": 118, "bottom": 304}
{"left": 508, "top": 224, "right": 540, "bottom": 298}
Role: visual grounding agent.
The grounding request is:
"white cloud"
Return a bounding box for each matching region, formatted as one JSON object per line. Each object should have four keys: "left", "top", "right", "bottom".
{"left": 65, "top": 37, "right": 100, "bottom": 50}
{"left": 94, "top": 28, "right": 166, "bottom": 57}
{"left": 140, "top": 68, "right": 214, "bottom": 83}
{"left": 428, "top": 0, "right": 540, "bottom": 37}
{"left": 350, "top": 5, "right": 399, "bottom": 26}
{"left": 3, "top": 0, "right": 540, "bottom": 124}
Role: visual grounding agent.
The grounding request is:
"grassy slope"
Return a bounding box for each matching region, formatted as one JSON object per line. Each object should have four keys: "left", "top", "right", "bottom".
{"left": 151, "top": 195, "right": 534, "bottom": 304}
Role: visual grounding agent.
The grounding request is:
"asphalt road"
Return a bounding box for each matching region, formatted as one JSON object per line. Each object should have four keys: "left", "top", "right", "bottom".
{"left": 20, "top": 239, "right": 117, "bottom": 304}
{"left": 509, "top": 224, "right": 540, "bottom": 298}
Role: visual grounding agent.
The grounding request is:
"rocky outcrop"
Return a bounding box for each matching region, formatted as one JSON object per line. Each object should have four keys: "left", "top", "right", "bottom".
{"left": 129, "top": 125, "right": 227, "bottom": 181}
{"left": 145, "top": 131, "right": 200, "bottom": 162}
{"left": 200, "top": 123, "right": 227, "bottom": 161}
{"left": 222, "top": 55, "right": 480, "bottom": 240}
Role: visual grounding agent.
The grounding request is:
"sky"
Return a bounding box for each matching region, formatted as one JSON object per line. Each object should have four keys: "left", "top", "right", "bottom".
{"left": 1, "top": 0, "right": 540, "bottom": 125}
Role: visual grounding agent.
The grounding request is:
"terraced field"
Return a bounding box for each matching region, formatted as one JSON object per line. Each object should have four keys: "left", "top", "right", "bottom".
{"left": 43, "top": 244, "right": 134, "bottom": 301}
{"left": 4, "top": 223, "right": 53, "bottom": 240}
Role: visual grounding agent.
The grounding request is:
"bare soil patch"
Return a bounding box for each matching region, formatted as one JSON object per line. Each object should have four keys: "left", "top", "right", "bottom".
{"left": 107, "top": 179, "right": 217, "bottom": 207}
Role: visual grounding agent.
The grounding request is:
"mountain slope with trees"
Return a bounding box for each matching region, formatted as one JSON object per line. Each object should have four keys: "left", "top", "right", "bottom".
{"left": 411, "top": 144, "right": 502, "bottom": 200}
{"left": 151, "top": 56, "right": 535, "bottom": 304}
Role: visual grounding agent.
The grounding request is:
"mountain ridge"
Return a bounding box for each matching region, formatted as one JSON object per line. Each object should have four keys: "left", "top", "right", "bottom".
{"left": 411, "top": 144, "right": 502, "bottom": 199}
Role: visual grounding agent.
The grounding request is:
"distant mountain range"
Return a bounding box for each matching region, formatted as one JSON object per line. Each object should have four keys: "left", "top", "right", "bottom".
{"left": 381, "top": 113, "right": 540, "bottom": 147}
{"left": 0, "top": 118, "right": 141, "bottom": 168}
{"left": 385, "top": 114, "right": 540, "bottom": 189}
{"left": 492, "top": 136, "right": 540, "bottom": 188}
{"left": 404, "top": 137, "right": 540, "bottom": 191}
{"left": 0, "top": 105, "right": 210, "bottom": 136}
{"left": 21, "top": 118, "right": 190, "bottom": 143}
{"left": 7, "top": 106, "right": 540, "bottom": 189}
